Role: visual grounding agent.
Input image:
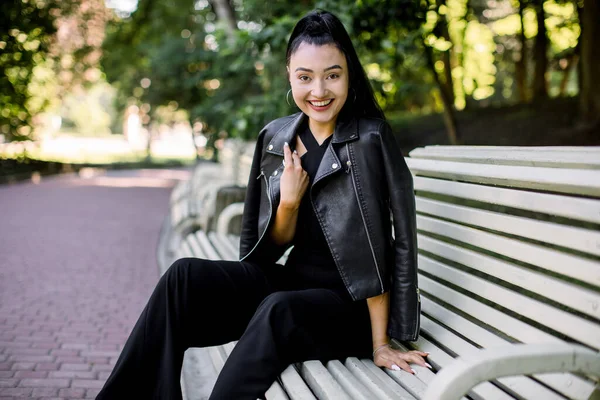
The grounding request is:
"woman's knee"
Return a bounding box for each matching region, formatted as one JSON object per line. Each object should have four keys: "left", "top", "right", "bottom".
{"left": 254, "top": 292, "right": 303, "bottom": 327}
{"left": 165, "top": 257, "right": 210, "bottom": 277}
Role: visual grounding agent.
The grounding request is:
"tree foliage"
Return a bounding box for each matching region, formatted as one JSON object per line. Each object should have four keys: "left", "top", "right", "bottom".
{"left": 1, "top": 0, "right": 60, "bottom": 141}
{"left": 1, "top": 0, "right": 109, "bottom": 142}
{"left": 3, "top": 0, "right": 597, "bottom": 145}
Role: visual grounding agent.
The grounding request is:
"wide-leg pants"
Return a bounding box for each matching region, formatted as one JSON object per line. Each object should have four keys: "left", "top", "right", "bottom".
{"left": 96, "top": 257, "right": 373, "bottom": 400}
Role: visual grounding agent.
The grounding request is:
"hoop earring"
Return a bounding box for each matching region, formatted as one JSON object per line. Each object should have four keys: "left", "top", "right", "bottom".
{"left": 286, "top": 89, "right": 293, "bottom": 107}
{"left": 351, "top": 88, "right": 357, "bottom": 103}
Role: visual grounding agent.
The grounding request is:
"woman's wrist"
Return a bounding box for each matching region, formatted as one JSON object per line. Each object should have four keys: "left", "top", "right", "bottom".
{"left": 372, "top": 335, "right": 390, "bottom": 351}
{"left": 372, "top": 343, "right": 390, "bottom": 357}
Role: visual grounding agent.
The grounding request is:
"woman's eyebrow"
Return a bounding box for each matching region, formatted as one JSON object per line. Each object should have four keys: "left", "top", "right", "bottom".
{"left": 294, "top": 65, "right": 343, "bottom": 73}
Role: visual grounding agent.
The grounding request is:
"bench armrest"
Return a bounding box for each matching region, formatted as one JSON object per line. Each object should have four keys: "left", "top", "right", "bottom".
{"left": 216, "top": 202, "right": 245, "bottom": 235}
{"left": 422, "top": 343, "right": 600, "bottom": 400}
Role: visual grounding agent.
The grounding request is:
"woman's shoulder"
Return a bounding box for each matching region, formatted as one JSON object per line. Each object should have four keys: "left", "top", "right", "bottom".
{"left": 259, "top": 112, "right": 303, "bottom": 139}
{"left": 355, "top": 116, "right": 391, "bottom": 135}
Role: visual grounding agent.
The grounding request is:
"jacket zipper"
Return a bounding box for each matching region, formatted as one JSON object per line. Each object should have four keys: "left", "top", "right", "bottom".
{"left": 414, "top": 288, "right": 421, "bottom": 340}
{"left": 240, "top": 170, "right": 273, "bottom": 261}
{"left": 346, "top": 143, "right": 385, "bottom": 293}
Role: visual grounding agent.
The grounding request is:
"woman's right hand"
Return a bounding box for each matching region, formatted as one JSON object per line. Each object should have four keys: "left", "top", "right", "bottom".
{"left": 279, "top": 142, "right": 309, "bottom": 210}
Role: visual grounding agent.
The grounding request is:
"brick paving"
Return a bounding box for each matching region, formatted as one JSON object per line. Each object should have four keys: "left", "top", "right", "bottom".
{"left": 0, "top": 168, "right": 190, "bottom": 399}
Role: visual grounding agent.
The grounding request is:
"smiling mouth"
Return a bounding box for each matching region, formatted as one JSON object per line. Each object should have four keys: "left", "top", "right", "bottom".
{"left": 308, "top": 99, "right": 333, "bottom": 107}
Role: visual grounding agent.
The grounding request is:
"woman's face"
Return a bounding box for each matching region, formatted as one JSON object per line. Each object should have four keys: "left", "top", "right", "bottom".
{"left": 288, "top": 42, "right": 349, "bottom": 132}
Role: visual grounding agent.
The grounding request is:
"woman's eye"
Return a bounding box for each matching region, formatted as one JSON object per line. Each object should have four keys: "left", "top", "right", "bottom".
{"left": 299, "top": 75, "right": 310, "bottom": 82}
{"left": 328, "top": 73, "right": 339, "bottom": 79}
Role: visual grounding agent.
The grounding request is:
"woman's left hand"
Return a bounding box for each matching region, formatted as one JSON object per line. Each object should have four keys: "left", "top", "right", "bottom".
{"left": 373, "top": 345, "right": 430, "bottom": 374}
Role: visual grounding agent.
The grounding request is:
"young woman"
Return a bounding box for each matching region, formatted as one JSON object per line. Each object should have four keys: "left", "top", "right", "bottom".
{"left": 97, "top": 9, "right": 427, "bottom": 400}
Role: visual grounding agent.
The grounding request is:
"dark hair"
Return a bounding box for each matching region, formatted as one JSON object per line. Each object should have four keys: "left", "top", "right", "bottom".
{"left": 286, "top": 10, "right": 385, "bottom": 121}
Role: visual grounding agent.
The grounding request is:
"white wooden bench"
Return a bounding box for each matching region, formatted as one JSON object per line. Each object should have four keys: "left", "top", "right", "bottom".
{"left": 171, "top": 145, "right": 600, "bottom": 399}
{"left": 169, "top": 162, "right": 235, "bottom": 253}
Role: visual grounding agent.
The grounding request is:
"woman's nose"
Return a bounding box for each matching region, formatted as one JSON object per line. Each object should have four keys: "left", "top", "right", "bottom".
{"left": 311, "top": 79, "right": 327, "bottom": 98}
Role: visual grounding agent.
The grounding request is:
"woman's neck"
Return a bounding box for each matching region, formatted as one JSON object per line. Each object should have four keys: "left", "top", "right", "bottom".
{"left": 308, "top": 118, "right": 336, "bottom": 145}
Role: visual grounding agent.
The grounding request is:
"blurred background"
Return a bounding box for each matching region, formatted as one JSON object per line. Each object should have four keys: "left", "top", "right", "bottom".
{"left": 1, "top": 0, "right": 598, "bottom": 182}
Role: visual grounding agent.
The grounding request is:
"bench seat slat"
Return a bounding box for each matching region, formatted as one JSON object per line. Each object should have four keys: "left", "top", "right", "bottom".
{"left": 418, "top": 234, "right": 600, "bottom": 320}
{"left": 408, "top": 147, "right": 600, "bottom": 169}
{"left": 178, "top": 241, "right": 194, "bottom": 259}
{"left": 414, "top": 176, "right": 600, "bottom": 224}
{"left": 185, "top": 233, "right": 206, "bottom": 259}
{"left": 343, "top": 357, "right": 415, "bottom": 399}
{"left": 279, "top": 365, "right": 317, "bottom": 400}
{"left": 209, "top": 232, "right": 238, "bottom": 260}
{"left": 360, "top": 359, "right": 420, "bottom": 399}
{"left": 422, "top": 296, "right": 593, "bottom": 399}
{"left": 195, "top": 231, "right": 220, "bottom": 260}
{"left": 228, "top": 234, "right": 240, "bottom": 255}
{"left": 325, "top": 360, "right": 373, "bottom": 400}
{"left": 265, "top": 381, "right": 290, "bottom": 400}
{"left": 208, "top": 346, "right": 227, "bottom": 374}
{"left": 420, "top": 315, "right": 566, "bottom": 400}
{"left": 298, "top": 361, "right": 353, "bottom": 400}
{"left": 417, "top": 215, "right": 600, "bottom": 288}
{"left": 420, "top": 255, "right": 600, "bottom": 348}
{"left": 419, "top": 275, "right": 596, "bottom": 398}
{"left": 207, "top": 233, "right": 236, "bottom": 261}
{"left": 406, "top": 158, "right": 600, "bottom": 197}
{"left": 204, "top": 231, "right": 234, "bottom": 261}
{"left": 416, "top": 196, "right": 600, "bottom": 257}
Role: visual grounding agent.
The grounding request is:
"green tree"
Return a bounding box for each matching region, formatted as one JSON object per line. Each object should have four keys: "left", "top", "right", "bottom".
{"left": 1, "top": 0, "right": 60, "bottom": 141}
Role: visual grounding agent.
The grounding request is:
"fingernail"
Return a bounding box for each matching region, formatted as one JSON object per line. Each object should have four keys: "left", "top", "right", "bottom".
{"left": 425, "top": 363, "right": 432, "bottom": 369}
{"left": 284, "top": 142, "right": 289, "bottom": 147}
{"left": 391, "top": 364, "right": 400, "bottom": 371}
{"left": 411, "top": 368, "right": 417, "bottom": 374}
{"left": 293, "top": 150, "right": 297, "bottom": 154}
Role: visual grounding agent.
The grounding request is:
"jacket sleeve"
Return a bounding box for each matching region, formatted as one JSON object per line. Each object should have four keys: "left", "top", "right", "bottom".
{"left": 239, "top": 128, "right": 266, "bottom": 260}
{"left": 238, "top": 127, "right": 289, "bottom": 264}
{"left": 378, "top": 121, "right": 420, "bottom": 342}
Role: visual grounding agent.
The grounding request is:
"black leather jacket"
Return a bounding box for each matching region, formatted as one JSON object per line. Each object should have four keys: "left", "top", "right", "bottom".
{"left": 239, "top": 112, "right": 420, "bottom": 342}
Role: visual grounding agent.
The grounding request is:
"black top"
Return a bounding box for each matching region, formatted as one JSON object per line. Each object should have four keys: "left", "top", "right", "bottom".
{"left": 284, "top": 122, "right": 348, "bottom": 297}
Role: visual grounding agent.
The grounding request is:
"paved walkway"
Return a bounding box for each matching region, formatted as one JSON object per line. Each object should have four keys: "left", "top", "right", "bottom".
{"left": 0, "top": 168, "right": 190, "bottom": 399}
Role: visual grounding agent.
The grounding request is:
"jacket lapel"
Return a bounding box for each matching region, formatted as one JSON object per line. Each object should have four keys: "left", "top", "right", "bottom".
{"left": 313, "top": 117, "right": 358, "bottom": 187}
{"left": 313, "top": 143, "right": 342, "bottom": 187}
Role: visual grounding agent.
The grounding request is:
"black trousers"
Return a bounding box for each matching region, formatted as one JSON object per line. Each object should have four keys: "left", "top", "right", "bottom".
{"left": 96, "top": 257, "right": 373, "bottom": 400}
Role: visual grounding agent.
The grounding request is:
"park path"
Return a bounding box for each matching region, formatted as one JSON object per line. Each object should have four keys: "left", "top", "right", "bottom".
{"left": 0, "top": 168, "right": 190, "bottom": 399}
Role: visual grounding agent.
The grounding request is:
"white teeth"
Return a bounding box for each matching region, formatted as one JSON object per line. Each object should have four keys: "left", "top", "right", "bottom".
{"left": 310, "top": 100, "right": 332, "bottom": 107}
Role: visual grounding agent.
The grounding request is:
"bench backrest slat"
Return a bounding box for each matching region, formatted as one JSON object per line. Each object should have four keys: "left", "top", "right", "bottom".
{"left": 409, "top": 146, "right": 600, "bottom": 169}
{"left": 405, "top": 147, "right": 600, "bottom": 399}
{"left": 417, "top": 214, "right": 600, "bottom": 286}
{"left": 420, "top": 255, "right": 600, "bottom": 348}
{"left": 419, "top": 235, "right": 600, "bottom": 320}
{"left": 414, "top": 176, "right": 600, "bottom": 224}
{"left": 416, "top": 196, "right": 600, "bottom": 256}
{"left": 407, "top": 158, "right": 600, "bottom": 196}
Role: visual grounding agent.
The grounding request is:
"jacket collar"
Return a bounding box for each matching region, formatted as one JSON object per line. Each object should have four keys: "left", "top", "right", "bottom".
{"left": 266, "top": 112, "right": 359, "bottom": 156}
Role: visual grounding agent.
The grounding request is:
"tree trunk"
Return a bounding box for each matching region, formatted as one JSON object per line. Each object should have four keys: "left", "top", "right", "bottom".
{"left": 532, "top": 0, "right": 548, "bottom": 100}
{"left": 424, "top": 42, "right": 459, "bottom": 145}
{"left": 576, "top": 2, "right": 583, "bottom": 99}
{"left": 559, "top": 54, "right": 577, "bottom": 97}
{"left": 515, "top": 0, "right": 528, "bottom": 102}
{"left": 580, "top": 0, "right": 600, "bottom": 124}
{"left": 458, "top": 1, "right": 470, "bottom": 109}
{"left": 210, "top": 0, "right": 237, "bottom": 39}
{"left": 436, "top": 0, "right": 455, "bottom": 105}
